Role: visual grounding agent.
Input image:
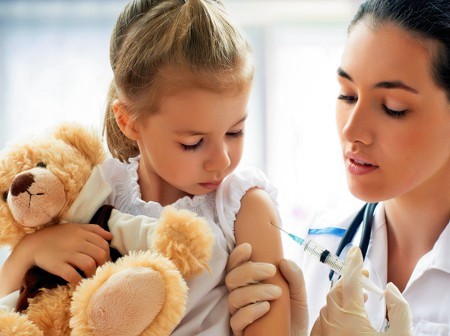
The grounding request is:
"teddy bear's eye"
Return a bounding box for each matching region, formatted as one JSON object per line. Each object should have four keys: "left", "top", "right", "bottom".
{"left": 37, "top": 162, "right": 47, "bottom": 168}
{"left": 2, "top": 192, "right": 7, "bottom": 202}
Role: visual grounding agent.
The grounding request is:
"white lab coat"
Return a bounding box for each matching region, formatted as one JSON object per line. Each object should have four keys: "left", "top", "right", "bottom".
{"left": 299, "top": 203, "right": 450, "bottom": 335}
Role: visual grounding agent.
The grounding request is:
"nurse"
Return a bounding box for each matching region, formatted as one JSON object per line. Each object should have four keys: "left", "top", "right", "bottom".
{"left": 226, "top": 0, "right": 450, "bottom": 334}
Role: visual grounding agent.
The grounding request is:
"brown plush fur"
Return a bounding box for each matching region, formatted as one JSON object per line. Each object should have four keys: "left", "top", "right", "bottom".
{"left": 0, "top": 124, "right": 105, "bottom": 248}
{"left": 0, "top": 123, "right": 214, "bottom": 335}
{"left": 0, "top": 311, "right": 43, "bottom": 336}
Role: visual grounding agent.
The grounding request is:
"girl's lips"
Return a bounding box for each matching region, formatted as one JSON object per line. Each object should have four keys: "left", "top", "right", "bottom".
{"left": 199, "top": 181, "right": 222, "bottom": 190}
{"left": 346, "top": 158, "right": 379, "bottom": 175}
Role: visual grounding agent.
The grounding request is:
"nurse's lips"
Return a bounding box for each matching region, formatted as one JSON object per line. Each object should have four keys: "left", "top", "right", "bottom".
{"left": 199, "top": 180, "right": 222, "bottom": 190}
{"left": 346, "top": 154, "right": 379, "bottom": 175}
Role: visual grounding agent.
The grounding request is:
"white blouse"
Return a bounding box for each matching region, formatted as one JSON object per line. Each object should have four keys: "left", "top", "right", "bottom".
{"left": 100, "top": 157, "right": 280, "bottom": 336}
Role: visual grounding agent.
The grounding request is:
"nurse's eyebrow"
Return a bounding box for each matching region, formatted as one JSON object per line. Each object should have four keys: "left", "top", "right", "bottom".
{"left": 337, "top": 67, "right": 353, "bottom": 81}
{"left": 337, "top": 67, "right": 419, "bottom": 94}
{"left": 374, "top": 81, "right": 418, "bottom": 93}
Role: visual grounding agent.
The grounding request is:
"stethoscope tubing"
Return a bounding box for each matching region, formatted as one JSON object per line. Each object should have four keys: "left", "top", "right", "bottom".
{"left": 328, "top": 202, "right": 378, "bottom": 282}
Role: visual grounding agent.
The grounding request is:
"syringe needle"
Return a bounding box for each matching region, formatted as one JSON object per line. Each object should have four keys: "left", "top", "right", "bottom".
{"left": 271, "top": 223, "right": 292, "bottom": 236}
{"left": 271, "top": 223, "right": 305, "bottom": 245}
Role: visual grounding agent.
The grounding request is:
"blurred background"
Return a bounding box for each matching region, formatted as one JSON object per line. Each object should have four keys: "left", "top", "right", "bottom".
{"left": 0, "top": 0, "right": 364, "bottom": 264}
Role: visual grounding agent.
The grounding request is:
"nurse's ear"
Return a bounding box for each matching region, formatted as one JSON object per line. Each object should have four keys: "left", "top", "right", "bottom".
{"left": 112, "top": 99, "right": 139, "bottom": 141}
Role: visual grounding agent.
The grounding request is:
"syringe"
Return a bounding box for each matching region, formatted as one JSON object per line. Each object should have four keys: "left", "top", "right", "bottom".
{"left": 274, "top": 224, "right": 385, "bottom": 297}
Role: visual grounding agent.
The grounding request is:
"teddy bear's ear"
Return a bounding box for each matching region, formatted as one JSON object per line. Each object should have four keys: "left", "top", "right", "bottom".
{"left": 53, "top": 123, "right": 106, "bottom": 166}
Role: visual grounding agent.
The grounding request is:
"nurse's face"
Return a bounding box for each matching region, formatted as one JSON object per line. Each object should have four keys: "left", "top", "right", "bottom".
{"left": 336, "top": 22, "right": 450, "bottom": 202}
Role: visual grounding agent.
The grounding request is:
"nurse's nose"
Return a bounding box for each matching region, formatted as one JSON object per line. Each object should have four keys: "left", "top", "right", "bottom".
{"left": 339, "top": 100, "right": 373, "bottom": 145}
{"left": 204, "top": 143, "right": 231, "bottom": 172}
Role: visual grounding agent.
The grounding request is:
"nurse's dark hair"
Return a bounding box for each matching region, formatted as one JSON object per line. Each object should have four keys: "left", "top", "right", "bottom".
{"left": 103, "top": 0, "right": 254, "bottom": 162}
{"left": 350, "top": 0, "right": 450, "bottom": 100}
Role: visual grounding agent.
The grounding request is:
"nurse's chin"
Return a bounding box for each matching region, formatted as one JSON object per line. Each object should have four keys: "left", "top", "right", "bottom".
{"left": 347, "top": 181, "right": 391, "bottom": 204}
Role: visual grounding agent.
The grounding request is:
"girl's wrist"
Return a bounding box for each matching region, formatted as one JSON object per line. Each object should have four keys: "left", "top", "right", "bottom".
{"left": 0, "top": 248, "right": 30, "bottom": 297}
{"left": 11, "top": 234, "right": 37, "bottom": 274}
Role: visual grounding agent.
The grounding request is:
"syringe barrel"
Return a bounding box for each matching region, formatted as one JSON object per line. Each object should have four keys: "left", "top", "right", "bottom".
{"left": 303, "top": 239, "right": 344, "bottom": 274}
{"left": 303, "top": 239, "right": 385, "bottom": 297}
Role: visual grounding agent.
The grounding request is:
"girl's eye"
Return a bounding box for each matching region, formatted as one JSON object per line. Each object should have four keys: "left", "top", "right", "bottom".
{"left": 337, "top": 94, "right": 357, "bottom": 103}
{"left": 180, "top": 139, "right": 203, "bottom": 152}
{"left": 226, "top": 130, "right": 244, "bottom": 138}
{"left": 383, "top": 105, "right": 407, "bottom": 118}
{"left": 2, "top": 192, "right": 7, "bottom": 202}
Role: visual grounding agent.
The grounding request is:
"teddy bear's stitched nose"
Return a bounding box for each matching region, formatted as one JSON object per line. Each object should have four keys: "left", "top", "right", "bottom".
{"left": 10, "top": 172, "right": 35, "bottom": 196}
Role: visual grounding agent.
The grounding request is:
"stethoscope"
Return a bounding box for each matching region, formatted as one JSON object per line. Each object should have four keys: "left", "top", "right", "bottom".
{"left": 328, "top": 202, "right": 378, "bottom": 282}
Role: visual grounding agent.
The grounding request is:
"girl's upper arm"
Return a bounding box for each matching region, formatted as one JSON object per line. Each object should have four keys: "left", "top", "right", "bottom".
{"left": 233, "top": 187, "right": 291, "bottom": 336}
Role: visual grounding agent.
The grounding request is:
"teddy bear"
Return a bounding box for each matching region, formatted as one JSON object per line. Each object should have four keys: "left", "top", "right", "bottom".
{"left": 0, "top": 123, "right": 214, "bottom": 336}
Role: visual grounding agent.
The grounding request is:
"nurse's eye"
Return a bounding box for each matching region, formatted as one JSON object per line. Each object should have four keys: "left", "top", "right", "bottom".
{"left": 180, "top": 139, "right": 203, "bottom": 152}
{"left": 383, "top": 105, "right": 407, "bottom": 118}
{"left": 337, "top": 94, "right": 357, "bottom": 104}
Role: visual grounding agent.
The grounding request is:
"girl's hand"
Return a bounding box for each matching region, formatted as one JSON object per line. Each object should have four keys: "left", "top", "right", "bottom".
{"left": 21, "top": 223, "right": 112, "bottom": 284}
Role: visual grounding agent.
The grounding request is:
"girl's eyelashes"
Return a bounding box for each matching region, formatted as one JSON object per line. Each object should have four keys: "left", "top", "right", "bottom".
{"left": 180, "top": 139, "right": 203, "bottom": 152}
{"left": 226, "top": 130, "right": 244, "bottom": 138}
{"left": 179, "top": 130, "right": 244, "bottom": 152}
{"left": 383, "top": 105, "right": 407, "bottom": 118}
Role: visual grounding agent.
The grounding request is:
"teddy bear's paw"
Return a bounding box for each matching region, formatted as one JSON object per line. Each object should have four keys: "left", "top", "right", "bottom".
{"left": 152, "top": 206, "right": 215, "bottom": 279}
{"left": 0, "top": 310, "right": 43, "bottom": 336}
{"left": 71, "top": 252, "right": 188, "bottom": 336}
{"left": 85, "top": 267, "right": 165, "bottom": 336}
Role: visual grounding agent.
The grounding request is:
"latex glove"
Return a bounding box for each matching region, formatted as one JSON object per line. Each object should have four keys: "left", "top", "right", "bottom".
{"left": 226, "top": 243, "right": 308, "bottom": 336}
{"left": 310, "top": 246, "right": 413, "bottom": 336}
{"left": 279, "top": 258, "right": 309, "bottom": 336}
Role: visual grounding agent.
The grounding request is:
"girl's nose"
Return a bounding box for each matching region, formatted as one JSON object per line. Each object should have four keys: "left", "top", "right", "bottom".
{"left": 204, "top": 144, "right": 231, "bottom": 172}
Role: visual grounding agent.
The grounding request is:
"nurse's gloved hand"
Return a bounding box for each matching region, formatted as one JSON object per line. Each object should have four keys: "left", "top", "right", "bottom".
{"left": 310, "top": 246, "right": 413, "bottom": 336}
{"left": 226, "top": 243, "right": 308, "bottom": 336}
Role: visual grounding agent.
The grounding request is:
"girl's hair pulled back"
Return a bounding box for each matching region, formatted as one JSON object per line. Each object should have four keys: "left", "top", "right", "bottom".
{"left": 104, "top": 0, "right": 254, "bottom": 162}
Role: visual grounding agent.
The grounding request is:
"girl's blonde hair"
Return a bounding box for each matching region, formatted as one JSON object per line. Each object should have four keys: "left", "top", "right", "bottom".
{"left": 104, "top": 0, "right": 254, "bottom": 162}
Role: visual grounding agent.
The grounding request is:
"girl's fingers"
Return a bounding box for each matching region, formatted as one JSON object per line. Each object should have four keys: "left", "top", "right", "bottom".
{"left": 67, "top": 252, "right": 98, "bottom": 278}
{"left": 57, "top": 263, "right": 84, "bottom": 284}
{"left": 81, "top": 240, "right": 110, "bottom": 267}
{"left": 85, "top": 224, "right": 113, "bottom": 241}
{"left": 86, "top": 233, "right": 111, "bottom": 257}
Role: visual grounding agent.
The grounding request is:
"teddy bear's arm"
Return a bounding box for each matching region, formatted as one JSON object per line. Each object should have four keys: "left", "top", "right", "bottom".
{"left": 107, "top": 209, "right": 159, "bottom": 255}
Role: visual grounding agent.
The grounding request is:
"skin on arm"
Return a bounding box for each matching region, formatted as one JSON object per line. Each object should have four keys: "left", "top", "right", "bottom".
{"left": 234, "top": 187, "right": 291, "bottom": 335}
{"left": 0, "top": 243, "right": 32, "bottom": 298}
{"left": 0, "top": 223, "right": 112, "bottom": 298}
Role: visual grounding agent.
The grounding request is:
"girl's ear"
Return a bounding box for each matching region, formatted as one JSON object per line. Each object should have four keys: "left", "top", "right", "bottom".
{"left": 112, "top": 99, "right": 139, "bottom": 141}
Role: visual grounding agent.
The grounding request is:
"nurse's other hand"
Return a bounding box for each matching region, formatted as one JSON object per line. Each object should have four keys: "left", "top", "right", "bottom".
{"left": 279, "top": 258, "right": 309, "bottom": 336}
{"left": 310, "top": 246, "right": 413, "bottom": 336}
{"left": 226, "top": 243, "right": 308, "bottom": 336}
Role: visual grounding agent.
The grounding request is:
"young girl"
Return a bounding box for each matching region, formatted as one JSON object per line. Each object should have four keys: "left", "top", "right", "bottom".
{"left": 0, "top": 0, "right": 290, "bottom": 335}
